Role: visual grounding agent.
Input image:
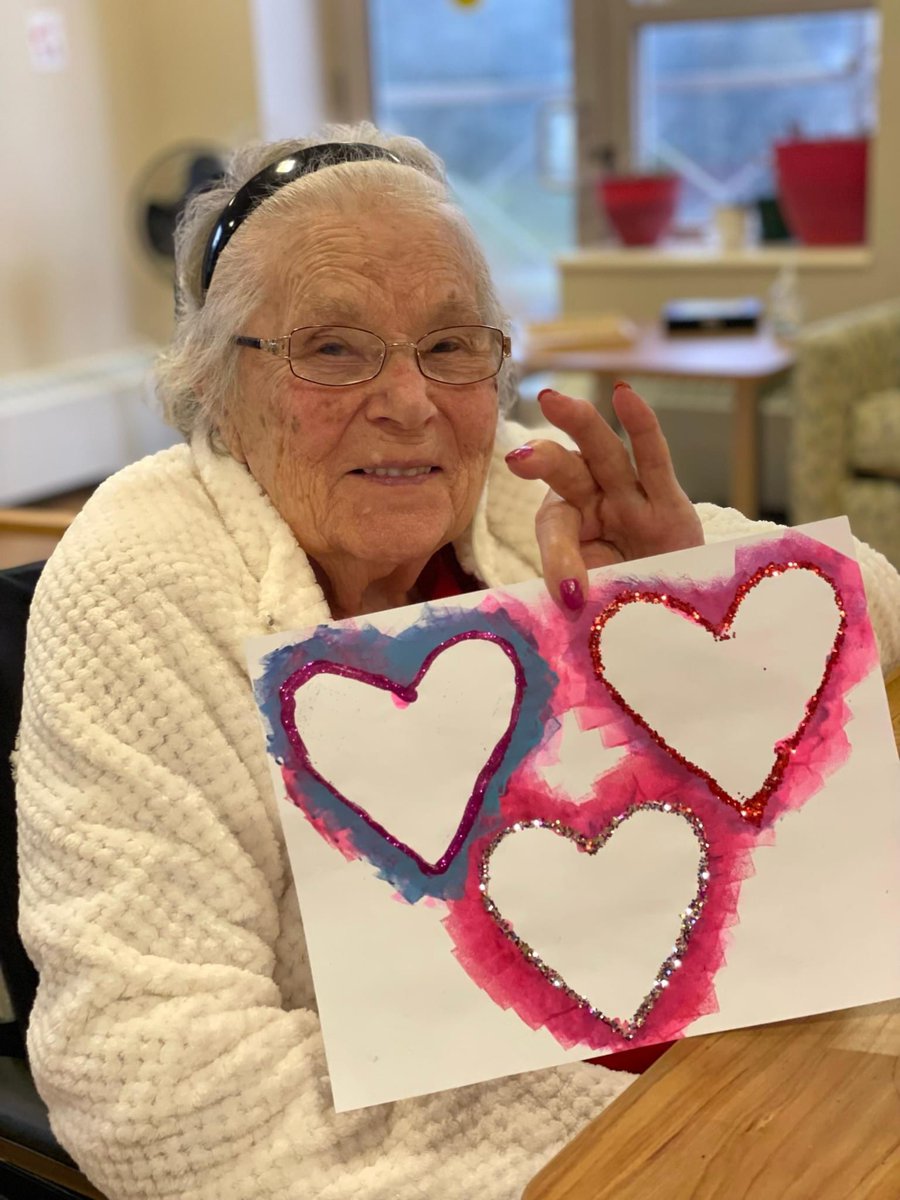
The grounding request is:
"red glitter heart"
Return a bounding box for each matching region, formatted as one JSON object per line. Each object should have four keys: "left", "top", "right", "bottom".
{"left": 589, "top": 562, "right": 846, "bottom": 824}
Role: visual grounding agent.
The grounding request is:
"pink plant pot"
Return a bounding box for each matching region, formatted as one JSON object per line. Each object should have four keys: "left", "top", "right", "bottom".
{"left": 775, "top": 137, "right": 869, "bottom": 245}
{"left": 598, "top": 174, "right": 680, "bottom": 246}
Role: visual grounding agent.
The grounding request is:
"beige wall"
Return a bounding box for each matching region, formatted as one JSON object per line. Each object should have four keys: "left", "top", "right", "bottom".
{"left": 96, "top": 0, "right": 260, "bottom": 346}
{"left": 561, "top": 0, "right": 900, "bottom": 325}
{"left": 1, "top": 0, "right": 259, "bottom": 375}
{"left": 1, "top": 1, "right": 127, "bottom": 372}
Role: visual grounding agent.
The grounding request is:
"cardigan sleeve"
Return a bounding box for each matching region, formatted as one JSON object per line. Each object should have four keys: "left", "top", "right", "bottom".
{"left": 16, "top": 543, "right": 629, "bottom": 1200}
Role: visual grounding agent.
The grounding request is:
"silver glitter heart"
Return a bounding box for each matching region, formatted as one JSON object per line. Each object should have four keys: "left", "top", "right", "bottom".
{"left": 479, "top": 802, "right": 710, "bottom": 1039}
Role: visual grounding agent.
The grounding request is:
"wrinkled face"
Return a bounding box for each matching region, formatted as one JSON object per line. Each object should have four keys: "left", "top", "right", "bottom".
{"left": 220, "top": 197, "right": 499, "bottom": 573}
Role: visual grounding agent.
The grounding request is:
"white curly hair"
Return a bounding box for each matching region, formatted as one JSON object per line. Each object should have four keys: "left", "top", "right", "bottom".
{"left": 155, "top": 122, "right": 515, "bottom": 446}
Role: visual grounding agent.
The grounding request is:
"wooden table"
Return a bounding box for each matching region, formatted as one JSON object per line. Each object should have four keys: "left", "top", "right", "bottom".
{"left": 517, "top": 325, "right": 795, "bottom": 520}
{"left": 523, "top": 668, "right": 900, "bottom": 1200}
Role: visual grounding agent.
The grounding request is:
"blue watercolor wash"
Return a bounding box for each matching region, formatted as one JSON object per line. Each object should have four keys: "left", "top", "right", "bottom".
{"left": 254, "top": 603, "right": 556, "bottom": 902}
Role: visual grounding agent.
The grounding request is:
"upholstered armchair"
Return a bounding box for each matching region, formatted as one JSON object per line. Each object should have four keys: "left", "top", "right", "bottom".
{"left": 790, "top": 300, "right": 900, "bottom": 568}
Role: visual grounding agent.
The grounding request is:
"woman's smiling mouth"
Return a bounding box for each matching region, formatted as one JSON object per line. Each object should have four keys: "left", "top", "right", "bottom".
{"left": 350, "top": 465, "right": 441, "bottom": 483}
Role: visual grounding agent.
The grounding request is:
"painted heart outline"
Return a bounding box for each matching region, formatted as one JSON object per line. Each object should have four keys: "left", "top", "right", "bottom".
{"left": 589, "top": 561, "right": 847, "bottom": 824}
{"left": 279, "top": 630, "right": 526, "bottom": 875}
{"left": 479, "top": 802, "right": 711, "bottom": 1040}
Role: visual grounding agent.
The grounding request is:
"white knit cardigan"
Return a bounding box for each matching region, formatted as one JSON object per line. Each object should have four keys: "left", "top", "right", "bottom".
{"left": 16, "top": 421, "right": 900, "bottom": 1200}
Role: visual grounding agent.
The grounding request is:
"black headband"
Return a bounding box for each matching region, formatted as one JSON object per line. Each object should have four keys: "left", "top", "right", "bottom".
{"left": 199, "top": 142, "right": 404, "bottom": 298}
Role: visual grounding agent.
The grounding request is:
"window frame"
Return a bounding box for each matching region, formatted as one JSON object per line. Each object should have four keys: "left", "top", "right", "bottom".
{"left": 573, "top": 0, "right": 876, "bottom": 243}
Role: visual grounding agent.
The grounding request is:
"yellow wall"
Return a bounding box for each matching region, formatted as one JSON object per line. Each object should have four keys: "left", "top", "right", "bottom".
{"left": 1, "top": 0, "right": 259, "bottom": 374}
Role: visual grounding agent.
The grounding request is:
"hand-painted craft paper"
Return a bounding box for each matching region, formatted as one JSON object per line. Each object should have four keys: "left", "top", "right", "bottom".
{"left": 245, "top": 518, "right": 900, "bottom": 1112}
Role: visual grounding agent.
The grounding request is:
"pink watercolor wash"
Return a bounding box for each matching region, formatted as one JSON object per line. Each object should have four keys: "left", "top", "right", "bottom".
{"left": 443, "top": 531, "right": 878, "bottom": 1053}
{"left": 445, "top": 750, "right": 759, "bottom": 1053}
{"left": 589, "top": 560, "right": 846, "bottom": 825}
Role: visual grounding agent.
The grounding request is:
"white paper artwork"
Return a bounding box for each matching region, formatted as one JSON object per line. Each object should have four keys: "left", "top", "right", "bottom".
{"left": 246, "top": 518, "right": 900, "bottom": 1111}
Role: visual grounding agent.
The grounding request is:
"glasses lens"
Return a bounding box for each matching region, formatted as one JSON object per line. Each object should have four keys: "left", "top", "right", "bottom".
{"left": 288, "top": 326, "right": 385, "bottom": 384}
{"left": 417, "top": 326, "right": 504, "bottom": 384}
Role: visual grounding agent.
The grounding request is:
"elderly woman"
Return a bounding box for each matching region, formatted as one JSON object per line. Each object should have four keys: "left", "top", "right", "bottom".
{"left": 16, "top": 125, "right": 900, "bottom": 1200}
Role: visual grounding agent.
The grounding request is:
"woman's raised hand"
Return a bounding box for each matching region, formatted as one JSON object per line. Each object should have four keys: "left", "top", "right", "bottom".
{"left": 505, "top": 382, "right": 704, "bottom": 612}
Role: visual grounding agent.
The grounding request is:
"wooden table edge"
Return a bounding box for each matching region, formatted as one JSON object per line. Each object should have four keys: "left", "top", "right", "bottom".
{"left": 515, "top": 355, "right": 794, "bottom": 385}
{"left": 514, "top": 324, "right": 796, "bottom": 384}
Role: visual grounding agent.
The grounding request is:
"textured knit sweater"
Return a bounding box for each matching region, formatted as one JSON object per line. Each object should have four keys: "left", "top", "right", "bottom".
{"left": 16, "top": 420, "right": 900, "bottom": 1200}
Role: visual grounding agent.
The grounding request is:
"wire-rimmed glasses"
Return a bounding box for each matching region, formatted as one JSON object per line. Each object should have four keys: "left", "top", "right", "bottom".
{"left": 234, "top": 324, "right": 511, "bottom": 386}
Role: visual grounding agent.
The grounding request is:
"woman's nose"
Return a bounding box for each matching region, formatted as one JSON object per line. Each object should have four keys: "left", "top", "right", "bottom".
{"left": 365, "top": 343, "right": 437, "bottom": 425}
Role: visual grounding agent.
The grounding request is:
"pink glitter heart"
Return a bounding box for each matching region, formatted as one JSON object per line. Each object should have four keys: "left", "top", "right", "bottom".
{"left": 279, "top": 631, "right": 525, "bottom": 875}
{"left": 589, "top": 562, "right": 846, "bottom": 824}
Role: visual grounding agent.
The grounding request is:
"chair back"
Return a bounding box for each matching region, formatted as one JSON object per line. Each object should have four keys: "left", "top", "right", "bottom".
{"left": 0, "top": 562, "right": 44, "bottom": 1056}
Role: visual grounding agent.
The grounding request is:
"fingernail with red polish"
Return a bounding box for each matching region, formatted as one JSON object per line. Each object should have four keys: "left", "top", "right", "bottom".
{"left": 537, "top": 387, "right": 555, "bottom": 401}
{"left": 505, "top": 445, "right": 534, "bottom": 463}
{"left": 614, "top": 379, "right": 631, "bottom": 391}
{"left": 559, "top": 578, "right": 585, "bottom": 612}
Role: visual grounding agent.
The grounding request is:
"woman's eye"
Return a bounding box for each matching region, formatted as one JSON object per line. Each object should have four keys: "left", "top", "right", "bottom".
{"left": 430, "top": 339, "right": 464, "bottom": 354}
{"left": 314, "top": 341, "right": 350, "bottom": 357}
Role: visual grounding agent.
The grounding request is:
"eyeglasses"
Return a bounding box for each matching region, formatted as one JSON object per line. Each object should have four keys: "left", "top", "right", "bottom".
{"left": 234, "top": 325, "right": 511, "bottom": 386}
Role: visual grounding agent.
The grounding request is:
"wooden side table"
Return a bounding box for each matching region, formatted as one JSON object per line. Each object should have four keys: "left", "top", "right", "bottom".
{"left": 517, "top": 325, "right": 795, "bottom": 520}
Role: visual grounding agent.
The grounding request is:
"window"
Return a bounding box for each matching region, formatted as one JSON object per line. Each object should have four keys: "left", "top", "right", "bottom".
{"left": 634, "top": 8, "right": 880, "bottom": 229}
{"left": 368, "top": 0, "right": 573, "bottom": 315}
{"left": 319, "top": 0, "right": 881, "bottom": 308}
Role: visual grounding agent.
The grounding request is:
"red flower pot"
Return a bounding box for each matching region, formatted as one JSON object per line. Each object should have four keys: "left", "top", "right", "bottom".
{"left": 598, "top": 174, "right": 680, "bottom": 246}
{"left": 775, "top": 137, "right": 869, "bottom": 245}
